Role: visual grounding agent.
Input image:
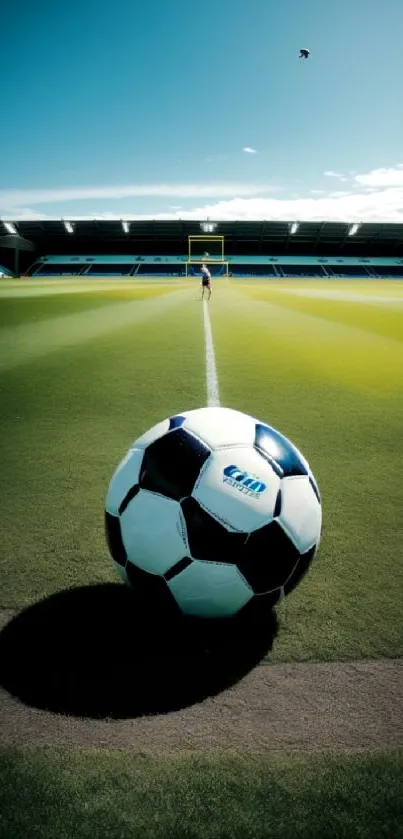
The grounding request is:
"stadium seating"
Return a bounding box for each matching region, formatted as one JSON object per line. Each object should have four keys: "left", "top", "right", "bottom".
{"left": 28, "top": 253, "right": 403, "bottom": 279}
{"left": 371, "top": 265, "right": 403, "bottom": 277}
{"left": 230, "top": 264, "right": 278, "bottom": 277}
{"left": 274, "top": 265, "right": 327, "bottom": 278}
{"left": 137, "top": 263, "right": 183, "bottom": 276}
{"left": 86, "top": 263, "right": 134, "bottom": 276}
{"left": 32, "top": 263, "right": 88, "bottom": 276}
{"left": 325, "top": 265, "right": 375, "bottom": 278}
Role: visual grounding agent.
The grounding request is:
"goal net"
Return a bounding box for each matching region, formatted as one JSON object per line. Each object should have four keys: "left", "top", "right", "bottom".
{"left": 186, "top": 235, "right": 228, "bottom": 277}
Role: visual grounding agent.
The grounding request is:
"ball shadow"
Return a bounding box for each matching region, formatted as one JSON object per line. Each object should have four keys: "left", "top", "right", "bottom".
{"left": 0, "top": 582, "right": 278, "bottom": 720}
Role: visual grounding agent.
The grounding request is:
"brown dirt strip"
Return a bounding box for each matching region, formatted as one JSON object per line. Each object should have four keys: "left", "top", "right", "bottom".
{"left": 0, "top": 601, "right": 401, "bottom": 755}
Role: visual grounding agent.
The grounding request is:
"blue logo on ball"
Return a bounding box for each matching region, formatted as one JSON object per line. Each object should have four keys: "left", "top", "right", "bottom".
{"left": 223, "top": 465, "right": 267, "bottom": 498}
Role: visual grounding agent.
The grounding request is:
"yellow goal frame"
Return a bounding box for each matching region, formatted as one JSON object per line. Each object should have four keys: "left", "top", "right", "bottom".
{"left": 188, "top": 235, "right": 225, "bottom": 261}
{"left": 187, "top": 234, "right": 227, "bottom": 276}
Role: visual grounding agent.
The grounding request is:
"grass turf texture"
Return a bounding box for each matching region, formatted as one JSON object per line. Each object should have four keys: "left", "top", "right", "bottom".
{"left": 0, "top": 282, "right": 182, "bottom": 329}
{"left": 0, "top": 282, "right": 205, "bottom": 606}
{"left": 0, "top": 746, "right": 402, "bottom": 839}
{"left": 211, "top": 282, "right": 403, "bottom": 660}
{"left": 0, "top": 279, "right": 402, "bottom": 663}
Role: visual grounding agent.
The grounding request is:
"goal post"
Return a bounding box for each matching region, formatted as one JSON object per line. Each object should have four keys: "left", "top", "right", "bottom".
{"left": 188, "top": 235, "right": 225, "bottom": 261}
{"left": 186, "top": 234, "right": 228, "bottom": 277}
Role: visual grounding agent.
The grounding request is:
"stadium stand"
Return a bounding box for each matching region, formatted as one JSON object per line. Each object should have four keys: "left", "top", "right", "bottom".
{"left": 371, "top": 265, "right": 403, "bottom": 277}
{"left": 2, "top": 220, "right": 403, "bottom": 278}
{"left": 28, "top": 253, "right": 403, "bottom": 279}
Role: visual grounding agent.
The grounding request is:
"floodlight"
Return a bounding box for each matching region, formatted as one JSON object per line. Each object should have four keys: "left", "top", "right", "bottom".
{"left": 122, "top": 221, "right": 130, "bottom": 233}
{"left": 3, "top": 222, "right": 17, "bottom": 234}
{"left": 348, "top": 223, "right": 360, "bottom": 236}
{"left": 64, "top": 220, "right": 74, "bottom": 234}
{"left": 290, "top": 222, "right": 299, "bottom": 234}
{"left": 200, "top": 220, "right": 217, "bottom": 234}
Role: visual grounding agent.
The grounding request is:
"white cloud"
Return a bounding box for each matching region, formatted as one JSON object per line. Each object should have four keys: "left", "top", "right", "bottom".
{"left": 168, "top": 189, "right": 403, "bottom": 221}
{"left": 243, "top": 147, "right": 258, "bottom": 154}
{"left": 354, "top": 164, "right": 403, "bottom": 187}
{"left": 3, "top": 165, "right": 403, "bottom": 223}
{"left": 324, "top": 171, "right": 348, "bottom": 183}
{"left": 328, "top": 190, "right": 351, "bottom": 198}
{"left": 1, "top": 207, "right": 48, "bottom": 220}
{"left": 5, "top": 186, "right": 403, "bottom": 222}
{"left": 0, "top": 182, "right": 270, "bottom": 210}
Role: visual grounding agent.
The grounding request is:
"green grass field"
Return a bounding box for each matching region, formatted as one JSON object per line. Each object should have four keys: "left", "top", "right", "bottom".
{"left": 0, "top": 276, "right": 402, "bottom": 837}
{"left": 1, "top": 746, "right": 402, "bottom": 839}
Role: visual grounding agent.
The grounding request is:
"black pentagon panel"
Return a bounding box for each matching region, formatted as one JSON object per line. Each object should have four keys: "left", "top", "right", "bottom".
{"left": 164, "top": 557, "right": 193, "bottom": 581}
{"left": 105, "top": 512, "right": 127, "bottom": 567}
{"left": 237, "top": 521, "right": 300, "bottom": 594}
{"left": 284, "top": 545, "right": 316, "bottom": 596}
{"left": 181, "top": 497, "right": 247, "bottom": 563}
{"left": 125, "top": 561, "right": 181, "bottom": 615}
{"left": 169, "top": 414, "right": 186, "bottom": 430}
{"left": 140, "top": 429, "right": 211, "bottom": 501}
{"left": 254, "top": 423, "right": 308, "bottom": 479}
{"left": 274, "top": 488, "right": 282, "bottom": 518}
{"left": 309, "top": 475, "right": 321, "bottom": 504}
{"left": 118, "top": 484, "right": 140, "bottom": 516}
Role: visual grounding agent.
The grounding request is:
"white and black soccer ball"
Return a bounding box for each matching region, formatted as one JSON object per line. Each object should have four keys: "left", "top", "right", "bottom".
{"left": 105, "top": 407, "right": 322, "bottom": 619}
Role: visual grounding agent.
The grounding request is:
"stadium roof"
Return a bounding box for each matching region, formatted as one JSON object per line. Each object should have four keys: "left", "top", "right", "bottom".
{"left": 2, "top": 219, "right": 403, "bottom": 256}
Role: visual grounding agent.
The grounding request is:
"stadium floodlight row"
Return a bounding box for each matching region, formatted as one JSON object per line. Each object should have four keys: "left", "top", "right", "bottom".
{"left": 1, "top": 219, "right": 403, "bottom": 252}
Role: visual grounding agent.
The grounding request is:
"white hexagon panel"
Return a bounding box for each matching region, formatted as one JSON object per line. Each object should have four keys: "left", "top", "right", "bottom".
{"left": 277, "top": 476, "right": 322, "bottom": 553}
{"left": 105, "top": 447, "right": 144, "bottom": 516}
{"left": 181, "top": 406, "right": 257, "bottom": 450}
{"left": 192, "top": 445, "right": 280, "bottom": 533}
{"left": 121, "top": 489, "right": 189, "bottom": 576}
{"left": 166, "top": 558, "right": 253, "bottom": 617}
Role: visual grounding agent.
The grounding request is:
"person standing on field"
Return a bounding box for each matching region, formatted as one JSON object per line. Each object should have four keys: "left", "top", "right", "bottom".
{"left": 201, "top": 263, "right": 212, "bottom": 300}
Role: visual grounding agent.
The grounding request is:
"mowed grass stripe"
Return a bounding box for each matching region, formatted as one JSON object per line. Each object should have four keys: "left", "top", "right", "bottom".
{"left": 0, "top": 280, "right": 141, "bottom": 299}
{"left": 235, "top": 278, "right": 403, "bottom": 297}
{"left": 0, "top": 746, "right": 402, "bottom": 839}
{"left": 237, "top": 280, "right": 403, "bottom": 343}
{"left": 0, "top": 292, "right": 205, "bottom": 608}
{"left": 209, "top": 286, "right": 403, "bottom": 661}
{"left": 227, "top": 284, "right": 403, "bottom": 393}
{"left": 0, "top": 282, "right": 183, "bottom": 329}
{"left": 0, "top": 278, "right": 192, "bottom": 297}
{"left": 269, "top": 287, "right": 403, "bottom": 304}
{"left": 0, "top": 287, "right": 190, "bottom": 372}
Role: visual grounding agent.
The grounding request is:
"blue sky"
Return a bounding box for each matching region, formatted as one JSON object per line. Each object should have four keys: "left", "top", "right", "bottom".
{"left": 2, "top": 0, "right": 403, "bottom": 221}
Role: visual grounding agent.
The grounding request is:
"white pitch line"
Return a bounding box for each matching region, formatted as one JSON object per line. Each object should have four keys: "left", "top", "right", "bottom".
{"left": 203, "top": 299, "right": 220, "bottom": 407}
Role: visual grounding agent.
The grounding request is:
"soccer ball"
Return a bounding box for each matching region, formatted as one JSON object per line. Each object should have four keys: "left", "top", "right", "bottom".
{"left": 105, "top": 407, "right": 322, "bottom": 619}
